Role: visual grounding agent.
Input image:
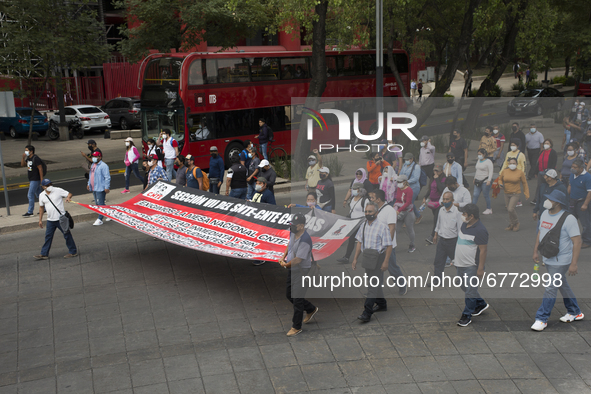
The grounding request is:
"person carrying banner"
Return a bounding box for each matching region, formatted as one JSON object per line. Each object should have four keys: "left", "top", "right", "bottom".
{"left": 87, "top": 151, "right": 110, "bottom": 226}
{"left": 145, "top": 154, "right": 169, "bottom": 189}
{"left": 279, "top": 213, "right": 318, "bottom": 337}
{"left": 251, "top": 177, "right": 276, "bottom": 205}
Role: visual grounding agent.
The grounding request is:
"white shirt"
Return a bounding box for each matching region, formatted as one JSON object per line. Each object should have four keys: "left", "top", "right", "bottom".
{"left": 439, "top": 185, "right": 471, "bottom": 207}
{"left": 348, "top": 197, "right": 366, "bottom": 219}
{"left": 434, "top": 205, "right": 463, "bottom": 239}
{"left": 161, "top": 137, "right": 177, "bottom": 160}
{"left": 39, "top": 187, "right": 69, "bottom": 221}
{"left": 376, "top": 202, "right": 397, "bottom": 248}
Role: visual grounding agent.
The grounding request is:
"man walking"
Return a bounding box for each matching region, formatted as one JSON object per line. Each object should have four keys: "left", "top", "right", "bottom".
{"left": 80, "top": 139, "right": 101, "bottom": 179}
{"left": 533, "top": 169, "right": 567, "bottom": 221}
{"left": 432, "top": 191, "right": 462, "bottom": 279}
{"left": 525, "top": 123, "right": 544, "bottom": 179}
{"left": 454, "top": 204, "right": 489, "bottom": 327}
{"left": 34, "top": 179, "right": 78, "bottom": 260}
{"left": 418, "top": 135, "right": 435, "bottom": 180}
{"left": 279, "top": 213, "right": 318, "bottom": 337}
{"left": 225, "top": 152, "right": 248, "bottom": 199}
{"left": 209, "top": 146, "right": 225, "bottom": 194}
{"left": 157, "top": 129, "right": 179, "bottom": 181}
{"left": 256, "top": 118, "right": 271, "bottom": 160}
{"left": 531, "top": 190, "right": 583, "bottom": 331}
{"left": 352, "top": 202, "right": 393, "bottom": 323}
{"left": 87, "top": 152, "right": 111, "bottom": 226}
{"left": 21, "top": 145, "right": 43, "bottom": 217}
{"left": 439, "top": 177, "right": 471, "bottom": 208}
{"left": 257, "top": 160, "right": 277, "bottom": 193}
{"left": 449, "top": 130, "right": 468, "bottom": 170}
{"left": 568, "top": 159, "right": 591, "bottom": 248}
{"left": 508, "top": 122, "right": 526, "bottom": 153}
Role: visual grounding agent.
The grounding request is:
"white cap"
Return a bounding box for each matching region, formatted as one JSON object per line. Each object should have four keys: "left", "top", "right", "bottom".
{"left": 210, "top": 146, "right": 218, "bottom": 151}
{"left": 545, "top": 169, "right": 558, "bottom": 179}
{"left": 185, "top": 154, "right": 193, "bottom": 160}
{"left": 308, "top": 155, "right": 316, "bottom": 160}
{"left": 125, "top": 137, "right": 133, "bottom": 142}
{"left": 581, "top": 102, "right": 586, "bottom": 106}
{"left": 319, "top": 166, "right": 330, "bottom": 174}
{"left": 258, "top": 159, "right": 270, "bottom": 167}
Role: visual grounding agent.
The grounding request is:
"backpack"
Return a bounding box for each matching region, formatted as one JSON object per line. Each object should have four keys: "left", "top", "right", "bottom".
{"left": 411, "top": 163, "right": 428, "bottom": 188}
{"left": 192, "top": 167, "right": 210, "bottom": 191}
{"left": 537, "top": 212, "right": 570, "bottom": 258}
{"left": 35, "top": 155, "right": 48, "bottom": 177}
{"left": 267, "top": 125, "right": 274, "bottom": 142}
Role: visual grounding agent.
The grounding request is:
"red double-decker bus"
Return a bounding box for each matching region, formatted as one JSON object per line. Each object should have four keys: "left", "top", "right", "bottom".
{"left": 138, "top": 49, "right": 410, "bottom": 169}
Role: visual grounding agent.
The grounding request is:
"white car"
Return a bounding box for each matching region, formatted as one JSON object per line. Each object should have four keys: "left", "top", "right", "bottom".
{"left": 49, "top": 105, "right": 111, "bottom": 133}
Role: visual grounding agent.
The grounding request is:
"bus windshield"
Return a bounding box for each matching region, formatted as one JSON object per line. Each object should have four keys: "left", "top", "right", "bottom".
{"left": 142, "top": 109, "right": 185, "bottom": 142}
{"left": 144, "top": 58, "right": 182, "bottom": 85}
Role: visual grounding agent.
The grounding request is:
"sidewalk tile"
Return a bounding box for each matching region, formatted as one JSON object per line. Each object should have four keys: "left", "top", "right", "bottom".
{"left": 417, "top": 381, "right": 457, "bottom": 394}
{"left": 235, "top": 369, "right": 275, "bottom": 394}
{"left": 55, "top": 340, "right": 90, "bottom": 362}
{"left": 301, "top": 362, "right": 347, "bottom": 390}
{"left": 496, "top": 354, "right": 545, "bottom": 379}
{"left": 435, "top": 355, "right": 475, "bottom": 381}
{"left": 267, "top": 365, "right": 307, "bottom": 393}
{"left": 92, "top": 352, "right": 127, "bottom": 368}
{"left": 17, "top": 365, "right": 54, "bottom": 383}
{"left": 18, "top": 328, "right": 53, "bottom": 349}
{"left": 93, "top": 364, "right": 132, "bottom": 393}
{"left": 462, "top": 354, "right": 509, "bottom": 379}
{"left": 163, "top": 354, "right": 199, "bottom": 381}
{"left": 196, "top": 349, "right": 232, "bottom": 377}
{"left": 134, "top": 383, "right": 170, "bottom": 394}
{"left": 549, "top": 378, "right": 591, "bottom": 394}
{"left": 513, "top": 378, "right": 559, "bottom": 394}
{"left": 562, "top": 353, "right": 591, "bottom": 380}
{"left": 390, "top": 334, "right": 431, "bottom": 357}
{"left": 259, "top": 343, "right": 298, "bottom": 368}
{"left": 356, "top": 335, "right": 399, "bottom": 359}
{"left": 156, "top": 326, "right": 191, "bottom": 347}
{"left": 57, "top": 370, "right": 93, "bottom": 394}
{"left": 18, "top": 346, "right": 53, "bottom": 370}
{"left": 130, "top": 359, "right": 167, "bottom": 387}
{"left": 513, "top": 332, "right": 558, "bottom": 354}
{"left": 326, "top": 337, "right": 365, "bottom": 361}
{"left": 546, "top": 332, "right": 591, "bottom": 354}
{"left": 292, "top": 339, "right": 335, "bottom": 365}
{"left": 202, "top": 373, "right": 240, "bottom": 393}
{"left": 403, "top": 356, "right": 447, "bottom": 382}
{"left": 480, "top": 332, "right": 526, "bottom": 353}
{"left": 479, "top": 379, "right": 520, "bottom": 394}
{"left": 531, "top": 353, "right": 577, "bottom": 379}
{"left": 450, "top": 379, "right": 485, "bottom": 394}
{"left": 228, "top": 346, "right": 265, "bottom": 372}
{"left": 420, "top": 332, "right": 458, "bottom": 356}
{"left": 168, "top": 378, "right": 205, "bottom": 394}
{"left": 338, "top": 359, "right": 379, "bottom": 387}
{"left": 383, "top": 383, "right": 421, "bottom": 394}
{"left": 447, "top": 332, "right": 491, "bottom": 354}
{"left": 17, "top": 377, "right": 55, "bottom": 394}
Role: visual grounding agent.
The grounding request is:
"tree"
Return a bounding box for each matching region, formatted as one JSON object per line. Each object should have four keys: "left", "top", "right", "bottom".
{"left": 0, "top": 0, "right": 110, "bottom": 144}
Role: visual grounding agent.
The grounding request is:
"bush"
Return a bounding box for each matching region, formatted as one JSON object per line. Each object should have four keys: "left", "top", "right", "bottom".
{"left": 485, "top": 84, "right": 502, "bottom": 97}
{"left": 511, "top": 81, "right": 525, "bottom": 91}
{"left": 552, "top": 75, "right": 576, "bottom": 86}
{"left": 324, "top": 154, "right": 344, "bottom": 177}
{"left": 436, "top": 94, "right": 455, "bottom": 108}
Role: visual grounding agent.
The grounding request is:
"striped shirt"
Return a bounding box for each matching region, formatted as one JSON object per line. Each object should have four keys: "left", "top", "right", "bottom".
{"left": 355, "top": 219, "right": 392, "bottom": 253}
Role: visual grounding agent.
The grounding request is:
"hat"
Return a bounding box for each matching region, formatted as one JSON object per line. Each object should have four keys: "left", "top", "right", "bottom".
{"left": 87, "top": 139, "right": 96, "bottom": 145}
{"left": 256, "top": 176, "right": 268, "bottom": 184}
{"left": 352, "top": 182, "right": 364, "bottom": 190}
{"left": 290, "top": 213, "right": 307, "bottom": 225}
{"left": 544, "top": 189, "right": 568, "bottom": 207}
{"left": 434, "top": 164, "right": 443, "bottom": 172}
{"left": 420, "top": 135, "right": 429, "bottom": 141}
{"left": 545, "top": 169, "right": 558, "bottom": 179}
{"left": 258, "top": 159, "right": 270, "bottom": 168}
{"left": 125, "top": 137, "right": 133, "bottom": 142}
{"left": 397, "top": 174, "right": 408, "bottom": 182}
{"left": 91, "top": 151, "right": 102, "bottom": 157}
{"left": 210, "top": 146, "right": 218, "bottom": 151}
{"left": 41, "top": 179, "right": 52, "bottom": 186}
{"left": 185, "top": 154, "right": 194, "bottom": 161}
{"left": 307, "top": 155, "right": 316, "bottom": 160}
{"left": 319, "top": 166, "right": 330, "bottom": 174}
{"left": 403, "top": 152, "right": 414, "bottom": 160}
{"left": 581, "top": 102, "right": 586, "bottom": 106}
{"left": 149, "top": 154, "right": 159, "bottom": 161}
{"left": 446, "top": 152, "right": 455, "bottom": 158}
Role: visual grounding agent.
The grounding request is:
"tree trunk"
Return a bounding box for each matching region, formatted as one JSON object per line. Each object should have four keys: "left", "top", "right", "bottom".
{"left": 451, "top": 53, "right": 473, "bottom": 138}
{"left": 474, "top": 38, "right": 497, "bottom": 69}
{"left": 565, "top": 55, "right": 571, "bottom": 77}
{"left": 293, "top": 0, "right": 328, "bottom": 176}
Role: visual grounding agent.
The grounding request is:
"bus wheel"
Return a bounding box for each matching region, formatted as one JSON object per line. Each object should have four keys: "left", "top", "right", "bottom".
{"left": 225, "top": 142, "right": 243, "bottom": 166}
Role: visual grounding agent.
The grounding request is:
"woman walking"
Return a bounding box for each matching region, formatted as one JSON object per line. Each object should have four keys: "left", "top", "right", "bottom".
{"left": 472, "top": 148, "right": 494, "bottom": 214}
{"left": 343, "top": 168, "right": 372, "bottom": 206}
{"left": 337, "top": 183, "right": 369, "bottom": 263}
{"left": 380, "top": 166, "right": 397, "bottom": 204}
{"left": 424, "top": 165, "right": 447, "bottom": 244}
{"left": 560, "top": 143, "right": 578, "bottom": 187}
{"left": 122, "top": 137, "right": 143, "bottom": 194}
{"left": 393, "top": 175, "right": 416, "bottom": 253}
{"left": 498, "top": 157, "right": 529, "bottom": 231}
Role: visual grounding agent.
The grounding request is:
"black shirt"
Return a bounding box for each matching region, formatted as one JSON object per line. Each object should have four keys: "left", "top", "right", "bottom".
{"left": 228, "top": 163, "right": 248, "bottom": 189}
{"left": 507, "top": 131, "right": 526, "bottom": 152}
{"left": 449, "top": 137, "right": 467, "bottom": 160}
{"left": 26, "top": 155, "right": 42, "bottom": 181}
{"left": 316, "top": 178, "right": 336, "bottom": 211}
{"left": 259, "top": 167, "right": 277, "bottom": 192}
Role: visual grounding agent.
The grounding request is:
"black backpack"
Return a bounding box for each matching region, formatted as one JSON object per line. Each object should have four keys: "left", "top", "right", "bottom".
{"left": 537, "top": 212, "right": 570, "bottom": 258}
{"left": 267, "top": 125, "right": 274, "bottom": 142}
{"left": 35, "top": 155, "right": 47, "bottom": 177}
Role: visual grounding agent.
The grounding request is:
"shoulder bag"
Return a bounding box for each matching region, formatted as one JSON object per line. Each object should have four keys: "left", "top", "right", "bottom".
{"left": 538, "top": 212, "right": 570, "bottom": 258}
{"left": 45, "top": 194, "right": 74, "bottom": 233}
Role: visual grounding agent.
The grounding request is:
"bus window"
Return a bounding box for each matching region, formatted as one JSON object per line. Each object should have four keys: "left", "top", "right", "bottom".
{"left": 188, "top": 59, "right": 204, "bottom": 85}
{"left": 285, "top": 105, "right": 300, "bottom": 129}
{"left": 359, "top": 55, "right": 376, "bottom": 75}
{"left": 251, "top": 57, "right": 279, "bottom": 81}
{"left": 326, "top": 57, "right": 337, "bottom": 77}
{"left": 338, "top": 55, "right": 361, "bottom": 76}
{"left": 142, "top": 110, "right": 184, "bottom": 142}
{"left": 217, "top": 58, "right": 250, "bottom": 83}
{"left": 144, "top": 58, "right": 182, "bottom": 85}
{"left": 188, "top": 113, "right": 214, "bottom": 141}
{"left": 205, "top": 60, "right": 218, "bottom": 84}
{"left": 281, "top": 58, "right": 308, "bottom": 79}
{"left": 383, "top": 53, "right": 409, "bottom": 74}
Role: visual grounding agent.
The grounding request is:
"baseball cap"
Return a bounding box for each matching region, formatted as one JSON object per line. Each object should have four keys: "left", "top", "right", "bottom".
{"left": 258, "top": 159, "right": 270, "bottom": 168}
{"left": 149, "top": 154, "right": 159, "bottom": 161}
{"left": 403, "top": 152, "right": 414, "bottom": 160}
{"left": 290, "top": 213, "right": 307, "bottom": 226}
{"left": 125, "top": 137, "right": 133, "bottom": 142}
{"left": 420, "top": 135, "right": 429, "bottom": 141}
{"left": 308, "top": 155, "right": 316, "bottom": 160}
{"left": 256, "top": 176, "right": 268, "bottom": 184}
{"left": 434, "top": 164, "right": 443, "bottom": 172}
{"left": 185, "top": 154, "right": 193, "bottom": 160}
{"left": 87, "top": 139, "right": 96, "bottom": 145}
{"left": 91, "top": 151, "right": 102, "bottom": 157}
{"left": 41, "top": 179, "right": 52, "bottom": 186}
{"left": 319, "top": 166, "right": 330, "bottom": 174}
{"left": 397, "top": 174, "right": 408, "bottom": 182}
{"left": 581, "top": 102, "right": 586, "bottom": 106}
{"left": 210, "top": 146, "right": 218, "bottom": 151}
{"left": 545, "top": 169, "right": 558, "bottom": 179}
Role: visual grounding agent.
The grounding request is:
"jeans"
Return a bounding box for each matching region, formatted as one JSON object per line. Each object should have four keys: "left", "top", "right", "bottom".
{"left": 434, "top": 237, "right": 457, "bottom": 278}
{"left": 492, "top": 147, "right": 505, "bottom": 165}
{"left": 246, "top": 183, "right": 256, "bottom": 200}
{"left": 27, "top": 180, "right": 42, "bottom": 214}
{"left": 125, "top": 162, "right": 143, "bottom": 190}
{"left": 41, "top": 220, "right": 77, "bottom": 256}
{"left": 410, "top": 183, "right": 421, "bottom": 217}
{"left": 535, "top": 264, "right": 581, "bottom": 323}
{"left": 571, "top": 199, "right": 591, "bottom": 244}
{"left": 456, "top": 265, "right": 487, "bottom": 317}
{"left": 165, "top": 158, "right": 176, "bottom": 181}
{"left": 364, "top": 262, "right": 386, "bottom": 316}
{"left": 472, "top": 181, "right": 492, "bottom": 210}
{"left": 93, "top": 191, "right": 106, "bottom": 220}
{"left": 400, "top": 210, "right": 416, "bottom": 246}
{"left": 504, "top": 193, "right": 520, "bottom": 226}
{"left": 286, "top": 269, "right": 315, "bottom": 330}
{"left": 229, "top": 187, "right": 247, "bottom": 200}
{"left": 387, "top": 248, "right": 405, "bottom": 288}
{"left": 260, "top": 142, "right": 268, "bottom": 160}
{"left": 527, "top": 148, "right": 540, "bottom": 178}
{"left": 209, "top": 180, "right": 221, "bottom": 194}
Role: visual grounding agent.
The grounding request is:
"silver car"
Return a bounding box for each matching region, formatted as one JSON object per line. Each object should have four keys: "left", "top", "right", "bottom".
{"left": 49, "top": 105, "right": 112, "bottom": 133}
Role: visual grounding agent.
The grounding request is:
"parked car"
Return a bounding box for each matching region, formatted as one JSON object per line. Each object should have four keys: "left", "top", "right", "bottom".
{"left": 49, "top": 105, "right": 111, "bottom": 134}
{"left": 507, "top": 88, "right": 565, "bottom": 116}
{"left": 0, "top": 107, "right": 49, "bottom": 138}
{"left": 101, "top": 97, "right": 141, "bottom": 130}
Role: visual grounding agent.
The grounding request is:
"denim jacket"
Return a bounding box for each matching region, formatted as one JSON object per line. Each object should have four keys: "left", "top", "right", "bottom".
{"left": 88, "top": 161, "right": 111, "bottom": 192}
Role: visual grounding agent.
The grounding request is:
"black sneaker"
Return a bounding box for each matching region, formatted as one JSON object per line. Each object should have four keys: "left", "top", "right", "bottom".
{"left": 372, "top": 304, "right": 387, "bottom": 312}
{"left": 472, "top": 303, "right": 489, "bottom": 316}
{"left": 425, "top": 236, "right": 434, "bottom": 245}
{"left": 22, "top": 212, "right": 33, "bottom": 217}
{"left": 457, "top": 314, "right": 471, "bottom": 327}
{"left": 336, "top": 256, "right": 349, "bottom": 263}
{"left": 357, "top": 313, "right": 371, "bottom": 323}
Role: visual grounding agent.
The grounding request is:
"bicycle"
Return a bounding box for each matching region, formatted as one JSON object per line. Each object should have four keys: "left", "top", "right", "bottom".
{"left": 253, "top": 140, "right": 287, "bottom": 162}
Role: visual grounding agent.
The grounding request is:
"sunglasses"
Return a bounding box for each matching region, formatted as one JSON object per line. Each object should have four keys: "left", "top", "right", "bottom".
{"left": 356, "top": 172, "right": 362, "bottom": 175}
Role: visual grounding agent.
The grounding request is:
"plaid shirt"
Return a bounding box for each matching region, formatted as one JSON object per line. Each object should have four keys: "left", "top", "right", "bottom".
{"left": 148, "top": 166, "right": 169, "bottom": 185}
{"left": 355, "top": 219, "right": 392, "bottom": 253}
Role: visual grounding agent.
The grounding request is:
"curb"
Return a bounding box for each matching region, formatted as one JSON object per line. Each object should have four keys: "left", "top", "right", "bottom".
{"left": 0, "top": 212, "right": 98, "bottom": 235}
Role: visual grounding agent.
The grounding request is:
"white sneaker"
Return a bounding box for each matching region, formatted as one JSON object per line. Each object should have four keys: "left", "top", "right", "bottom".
{"left": 531, "top": 320, "right": 547, "bottom": 331}
{"left": 482, "top": 209, "right": 493, "bottom": 215}
{"left": 93, "top": 219, "right": 103, "bottom": 226}
{"left": 105, "top": 218, "right": 112, "bottom": 222}
{"left": 559, "top": 313, "right": 584, "bottom": 323}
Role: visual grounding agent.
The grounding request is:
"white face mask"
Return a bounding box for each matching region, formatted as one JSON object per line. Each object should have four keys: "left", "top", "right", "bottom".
{"left": 508, "top": 164, "right": 517, "bottom": 170}
{"left": 420, "top": 142, "right": 425, "bottom": 147}
{"left": 351, "top": 189, "right": 359, "bottom": 196}
{"left": 255, "top": 184, "right": 263, "bottom": 192}
{"left": 493, "top": 129, "right": 499, "bottom": 134}
{"left": 510, "top": 146, "right": 517, "bottom": 151}
{"left": 25, "top": 151, "right": 30, "bottom": 156}
{"left": 461, "top": 215, "right": 469, "bottom": 223}
{"left": 92, "top": 157, "right": 98, "bottom": 163}
{"left": 148, "top": 160, "right": 154, "bottom": 166}
{"left": 543, "top": 199, "right": 554, "bottom": 210}
{"left": 125, "top": 142, "right": 130, "bottom": 146}
{"left": 397, "top": 182, "right": 405, "bottom": 188}
{"left": 567, "top": 150, "right": 575, "bottom": 156}
{"left": 543, "top": 144, "right": 550, "bottom": 150}
{"left": 307, "top": 201, "right": 316, "bottom": 207}
{"left": 530, "top": 128, "right": 536, "bottom": 133}
{"left": 478, "top": 154, "right": 484, "bottom": 160}
{"left": 45, "top": 186, "right": 54, "bottom": 193}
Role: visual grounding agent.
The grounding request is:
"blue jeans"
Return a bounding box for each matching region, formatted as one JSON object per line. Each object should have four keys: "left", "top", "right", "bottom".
{"left": 247, "top": 183, "right": 256, "bottom": 200}
{"left": 260, "top": 143, "right": 268, "bottom": 160}
{"left": 41, "top": 220, "right": 77, "bottom": 256}
{"left": 387, "top": 248, "right": 406, "bottom": 289}
{"left": 93, "top": 191, "right": 106, "bottom": 220}
{"left": 209, "top": 180, "right": 221, "bottom": 194}
{"left": 456, "top": 265, "right": 487, "bottom": 317}
{"left": 229, "top": 187, "right": 247, "bottom": 199}
{"left": 165, "top": 158, "right": 176, "bottom": 181}
{"left": 410, "top": 183, "right": 421, "bottom": 217}
{"left": 535, "top": 264, "right": 580, "bottom": 323}
{"left": 125, "top": 162, "right": 143, "bottom": 190}
{"left": 572, "top": 199, "right": 591, "bottom": 244}
{"left": 27, "top": 180, "right": 42, "bottom": 214}
{"left": 472, "top": 181, "right": 492, "bottom": 209}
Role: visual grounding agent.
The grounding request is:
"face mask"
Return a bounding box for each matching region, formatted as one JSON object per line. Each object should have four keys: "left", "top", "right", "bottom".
{"left": 88, "top": 146, "right": 93, "bottom": 151}
{"left": 290, "top": 225, "right": 300, "bottom": 233}
{"left": 449, "top": 186, "right": 457, "bottom": 192}
{"left": 461, "top": 215, "right": 470, "bottom": 223}
{"left": 420, "top": 142, "right": 425, "bottom": 147}
{"left": 211, "top": 153, "right": 217, "bottom": 158}
{"left": 567, "top": 150, "right": 575, "bottom": 156}
{"left": 512, "top": 126, "right": 517, "bottom": 131}
{"left": 125, "top": 142, "right": 130, "bottom": 146}
{"left": 493, "top": 129, "right": 499, "bottom": 134}
{"left": 365, "top": 214, "right": 376, "bottom": 221}
{"left": 307, "top": 201, "right": 316, "bottom": 207}
{"left": 544, "top": 144, "right": 550, "bottom": 150}
{"left": 351, "top": 189, "right": 358, "bottom": 197}
{"left": 510, "top": 146, "right": 517, "bottom": 151}
{"left": 92, "top": 157, "right": 98, "bottom": 163}
{"left": 248, "top": 153, "right": 253, "bottom": 158}
{"left": 397, "top": 182, "right": 405, "bottom": 188}
{"left": 571, "top": 167, "right": 578, "bottom": 174}
{"left": 148, "top": 160, "right": 154, "bottom": 166}
{"left": 543, "top": 200, "right": 554, "bottom": 210}
{"left": 453, "top": 134, "right": 459, "bottom": 139}
{"left": 443, "top": 201, "right": 453, "bottom": 209}
{"left": 447, "top": 159, "right": 454, "bottom": 164}
{"left": 484, "top": 132, "right": 490, "bottom": 137}
{"left": 405, "top": 160, "right": 411, "bottom": 165}
{"left": 24, "top": 151, "right": 30, "bottom": 156}
{"left": 320, "top": 174, "right": 327, "bottom": 179}
{"left": 477, "top": 155, "right": 483, "bottom": 160}
{"left": 508, "top": 164, "right": 517, "bottom": 170}
{"left": 308, "top": 160, "right": 316, "bottom": 166}
{"left": 530, "top": 128, "right": 536, "bottom": 133}
{"left": 46, "top": 186, "right": 54, "bottom": 193}
{"left": 255, "top": 184, "right": 263, "bottom": 192}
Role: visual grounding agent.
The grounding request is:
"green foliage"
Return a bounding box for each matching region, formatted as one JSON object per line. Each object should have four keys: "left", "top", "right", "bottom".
{"left": 484, "top": 84, "right": 502, "bottom": 97}
{"left": 511, "top": 81, "right": 525, "bottom": 91}
{"left": 324, "top": 154, "right": 344, "bottom": 177}
{"left": 436, "top": 94, "right": 455, "bottom": 108}
{"left": 430, "top": 134, "right": 449, "bottom": 153}
{"left": 552, "top": 75, "right": 576, "bottom": 86}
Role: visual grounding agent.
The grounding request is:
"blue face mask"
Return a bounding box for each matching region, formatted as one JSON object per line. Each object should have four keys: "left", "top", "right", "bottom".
{"left": 405, "top": 160, "right": 411, "bottom": 165}
{"left": 248, "top": 153, "right": 253, "bottom": 158}
{"left": 443, "top": 201, "right": 453, "bottom": 208}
